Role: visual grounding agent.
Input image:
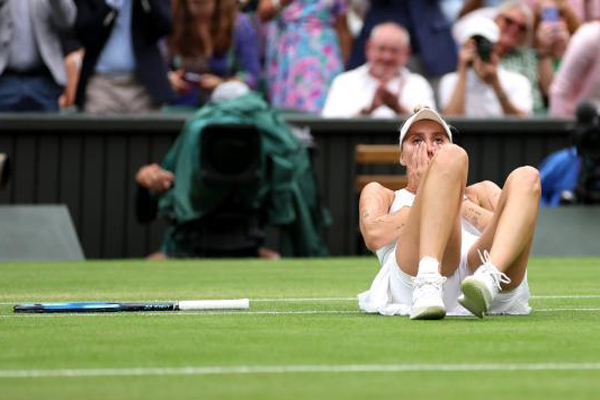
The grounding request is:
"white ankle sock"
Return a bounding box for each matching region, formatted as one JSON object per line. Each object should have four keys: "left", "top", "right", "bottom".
{"left": 418, "top": 257, "right": 440, "bottom": 275}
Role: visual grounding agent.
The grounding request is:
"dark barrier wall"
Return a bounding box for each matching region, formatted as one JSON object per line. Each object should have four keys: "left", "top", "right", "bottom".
{"left": 0, "top": 114, "right": 572, "bottom": 258}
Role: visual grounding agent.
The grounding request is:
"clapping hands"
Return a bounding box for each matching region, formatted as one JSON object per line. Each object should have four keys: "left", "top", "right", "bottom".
{"left": 364, "top": 83, "right": 403, "bottom": 115}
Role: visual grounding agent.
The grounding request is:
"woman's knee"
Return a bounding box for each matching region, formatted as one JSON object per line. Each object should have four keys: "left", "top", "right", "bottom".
{"left": 431, "top": 144, "right": 469, "bottom": 176}
{"left": 507, "top": 166, "right": 541, "bottom": 199}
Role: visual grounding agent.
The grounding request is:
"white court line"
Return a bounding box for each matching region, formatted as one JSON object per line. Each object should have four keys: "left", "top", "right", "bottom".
{"left": 1, "top": 295, "right": 599, "bottom": 306}
{"left": 252, "top": 297, "right": 356, "bottom": 302}
{"left": 1, "top": 362, "right": 600, "bottom": 378}
{"left": 254, "top": 295, "right": 600, "bottom": 301}
{"left": 532, "top": 295, "right": 600, "bottom": 299}
{"left": 536, "top": 308, "right": 600, "bottom": 312}
{"left": 1, "top": 308, "right": 599, "bottom": 319}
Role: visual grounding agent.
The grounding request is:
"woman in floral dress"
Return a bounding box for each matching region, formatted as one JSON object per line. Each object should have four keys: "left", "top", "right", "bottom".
{"left": 258, "top": 0, "right": 351, "bottom": 113}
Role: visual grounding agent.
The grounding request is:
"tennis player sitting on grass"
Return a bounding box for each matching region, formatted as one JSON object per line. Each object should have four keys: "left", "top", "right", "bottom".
{"left": 358, "top": 106, "right": 540, "bottom": 319}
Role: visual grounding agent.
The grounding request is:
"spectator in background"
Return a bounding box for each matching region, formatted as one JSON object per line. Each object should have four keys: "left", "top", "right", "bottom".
{"left": 550, "top": 21, "right": 600, "bottom": 116}
{"left": 322, "top": 23, "right": 435, "bottom": 118}
{"left": 527, "top": 0, "right": 600, "bottom": 23}
{"left": 533, "top": 0, "right": 580, "bottom": 61}
{"left": 347, "top": 0, "right": 369, "bottom": 38}
{"left": 59, "top": 34, "right": 85, "bottom": 110}
{"left": 439, "top": 16, "right": 532, "bottom": 116}
{"left": 167, "top": 0, "right": 261, "bottom": 109}
{"left": 59, "top": 49, "right": 84, "bottom": 110}
{"left": 459, "top": 0, "right": 595, "bottom": 25}
{"left": 74, "top": 0, "right": 174, "bottom": 113}
{"left": 440, "top": 0, "right": 469, "bottom": 25}
{"left": 458, "top": 0, "right": 510, "bottom": 18}
{"left": 456, "top": 1, "right": 555, "bottom": 114}
{"left": 257, "top": 0, "right": 352, "bottom": 113}
{"left": 496, "top": 1, "right": 562, "bottom": 114}
{"left": 0, "top": 0, "right": 76, "bottom": 112}
{"left": 540, "top": 102, "right": 600, "bottom": 205}
{"left": 539, "top": 145, "right": 580, "bottom": 205}
{"left": 347, "top": 0, "right": 458, "bottom": 90}
{"left": 532, "top": 0, "right": 580, "bottom": 108}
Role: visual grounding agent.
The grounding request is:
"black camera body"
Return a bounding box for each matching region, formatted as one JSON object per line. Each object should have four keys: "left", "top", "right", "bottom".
{"left": 0, "top": 153, "right": 10, "bottom": 189}
{"left": 473, "top": 35, "right": 493, "bottom": 62}
{"left": 571, "top": 103, "right": 600, "bottom": 204}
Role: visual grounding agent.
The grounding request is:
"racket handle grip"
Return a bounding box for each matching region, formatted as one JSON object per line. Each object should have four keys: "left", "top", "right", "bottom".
{"left": 177, "top": 299, "right": 249, "bottom": 311}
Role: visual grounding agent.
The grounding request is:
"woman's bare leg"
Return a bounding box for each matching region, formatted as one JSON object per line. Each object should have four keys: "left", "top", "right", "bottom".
{"left": 396, "top": 145, "right": 468, "bottom": 277}
{"left": 467, "top": 166, "right": 541, "bottom": 290}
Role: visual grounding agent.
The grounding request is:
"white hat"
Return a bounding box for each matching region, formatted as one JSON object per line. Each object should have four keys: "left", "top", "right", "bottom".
{"left": 398, "top": 106, "right": 452, "bottom": 150}
{"left": 458, "top": 15, "right": 500, "bottom": 44}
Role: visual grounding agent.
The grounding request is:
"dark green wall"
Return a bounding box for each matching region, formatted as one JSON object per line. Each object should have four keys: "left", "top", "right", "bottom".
{"left": 0, "top": 114, "right": 572, "bottom": 258}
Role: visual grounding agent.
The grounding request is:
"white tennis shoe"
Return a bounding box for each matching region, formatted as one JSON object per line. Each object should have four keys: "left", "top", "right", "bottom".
{"left": 410, "top": 273, "right": 447, "bottom": 320}
{"left": 458, "top": 250, "right": 511, "bottom": 318}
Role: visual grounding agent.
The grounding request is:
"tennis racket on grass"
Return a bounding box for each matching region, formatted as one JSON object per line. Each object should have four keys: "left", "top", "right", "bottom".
{"left": 13, "top": 299, "right": 249, "bottom": 313}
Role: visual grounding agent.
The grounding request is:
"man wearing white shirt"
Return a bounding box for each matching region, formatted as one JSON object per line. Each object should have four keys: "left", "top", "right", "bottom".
{"left": 439, "top": 16, "right": 532, "bottom": 117}
{"left": 322, "top": 22, "right": 435, "bottom": 118}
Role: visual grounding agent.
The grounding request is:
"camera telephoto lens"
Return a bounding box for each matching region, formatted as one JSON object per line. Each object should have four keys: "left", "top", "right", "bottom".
{"left": 473, "top": 35, "right": 493, "bottom": 62}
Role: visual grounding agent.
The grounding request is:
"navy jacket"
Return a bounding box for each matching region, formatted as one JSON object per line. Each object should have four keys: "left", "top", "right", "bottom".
{"left": 74, "top": 0, "right": 175, "bottom": 108}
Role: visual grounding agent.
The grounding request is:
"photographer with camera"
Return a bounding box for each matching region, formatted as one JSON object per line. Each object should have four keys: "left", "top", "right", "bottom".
{"left": 439, "top": 16, "right": 533, "bottom": 117}
{"left": 135, "top": 81, "right": 329, "bottom": 260}
{"left": 540, "top": 102, "right": 600, "bottom": 205}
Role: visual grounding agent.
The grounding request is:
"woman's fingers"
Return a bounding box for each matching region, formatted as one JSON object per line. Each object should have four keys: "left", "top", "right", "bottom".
{"left": 419, "top": 142, "right": 428, "bottom": 171}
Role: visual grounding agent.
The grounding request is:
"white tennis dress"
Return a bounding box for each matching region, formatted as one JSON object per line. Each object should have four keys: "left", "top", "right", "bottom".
{"left": 357, "top": 189, "right": 531, "bottom": 317}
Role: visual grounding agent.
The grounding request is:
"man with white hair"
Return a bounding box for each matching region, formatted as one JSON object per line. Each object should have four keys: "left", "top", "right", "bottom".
{"left": 439, "top": 16, "right": 532, "bottom": 116}
{"left": 322, "top": 22, "right": 435, "bottom": 118}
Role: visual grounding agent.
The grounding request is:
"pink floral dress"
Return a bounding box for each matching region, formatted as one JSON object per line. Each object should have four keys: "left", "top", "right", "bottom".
{"left": 265, "top": 0, "right": 347, "bottom": 113}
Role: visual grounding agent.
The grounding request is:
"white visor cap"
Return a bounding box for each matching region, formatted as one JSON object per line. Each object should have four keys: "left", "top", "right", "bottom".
{"left": 459, "top": 15, "right": 500, "bottom": 44}
{"left": 399, "top": 106, "right": 453, "bottom": 150}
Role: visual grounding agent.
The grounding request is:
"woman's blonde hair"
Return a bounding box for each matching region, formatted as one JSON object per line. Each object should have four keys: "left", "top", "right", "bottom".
{"left": 496, "top": 0, "right": 535, "bottom": 46}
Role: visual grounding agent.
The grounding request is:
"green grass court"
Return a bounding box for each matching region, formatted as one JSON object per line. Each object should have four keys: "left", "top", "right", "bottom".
{"left": 1, "top": 257, "right": 599, "bottom": 400}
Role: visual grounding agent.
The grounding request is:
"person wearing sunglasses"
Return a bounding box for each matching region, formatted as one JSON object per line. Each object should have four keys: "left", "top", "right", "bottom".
{"left": 439, "top": 16, "right": 533, "bottom": 116}
{"left": 455, "top": 0, "right": 561, "bottom": 115}
{"left": 494, "top": 0, "right": 559, "bottom": 115}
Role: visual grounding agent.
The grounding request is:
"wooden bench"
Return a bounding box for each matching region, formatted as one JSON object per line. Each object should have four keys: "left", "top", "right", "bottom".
{"left": 355, "top": 144, "right": 407, "bottom": 192}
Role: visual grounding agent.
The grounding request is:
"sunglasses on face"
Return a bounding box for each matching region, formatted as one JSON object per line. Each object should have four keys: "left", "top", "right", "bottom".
{"left": 499, "top": 15, "right": 528, "bottom": 34}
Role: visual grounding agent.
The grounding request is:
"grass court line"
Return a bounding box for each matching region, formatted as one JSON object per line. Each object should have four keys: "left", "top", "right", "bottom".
{"left": 1, "top": 294, "right": 599, "bottom": 307}
{"left": 1, "top": 307, "right": 599, "bottom": 319}
{"left": 533, "top": 295, "right": 600, "bottom": 299}
{"left": 2, "top": 362, "right": 600, "bottom": 378}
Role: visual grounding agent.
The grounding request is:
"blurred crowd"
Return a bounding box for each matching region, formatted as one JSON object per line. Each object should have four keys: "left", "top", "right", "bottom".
{"left": 1, "top": 0, "right": 600, "bottom": 118}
